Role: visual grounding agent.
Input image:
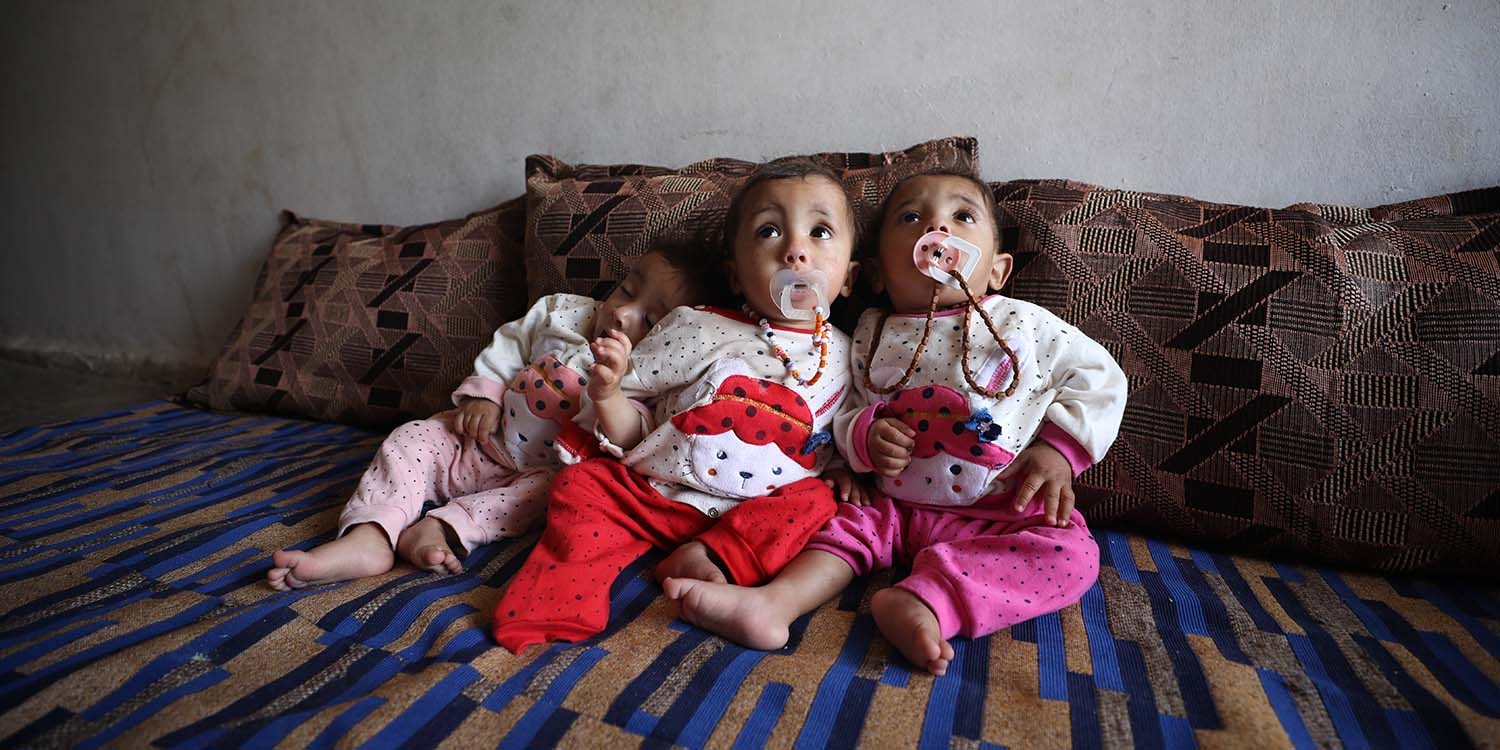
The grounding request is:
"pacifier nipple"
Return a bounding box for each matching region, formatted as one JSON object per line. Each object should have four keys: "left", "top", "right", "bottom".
{"left": 913, "top": 231, "right": 982, "bottom": 290}
{"left": 769, "top": 268, "right": 829, "bottom": 320}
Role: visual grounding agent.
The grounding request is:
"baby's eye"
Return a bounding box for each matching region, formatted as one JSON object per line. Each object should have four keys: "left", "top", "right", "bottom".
{"left": 956, "top": 210, "right": 977, "bottom": 224}
{"left": 900, "top": 211, "right": 921, "bottom": 223}
{"left": 810, "top": 225, "right": 833, "bottom": 240}
{"left": 756, "top": 224, "right": 781, "bottom": 239}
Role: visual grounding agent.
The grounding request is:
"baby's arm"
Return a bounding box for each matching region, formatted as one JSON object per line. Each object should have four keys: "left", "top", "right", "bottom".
{"left": 995, "top": 442, "right": 1076, "bottom": 526}
{"left": 452, "top": 398, "right": 501, "bottom": 441}
{"left": 1004, "top": 314, "right": 1130, "bottom": 526}
{"left": 450, "top": 295, "right": 568, "bottom": 422}
{"left": 588, "top": 330, "right": 647, "bottom": 450}
{"left": 867, "top": 419, "right": 917, "bottom": 477}
{"left": 820, "top": 463, "right": 871, "bottom": 506}
{"left": 832, "top": 384, "right": 916, "bottom": 478}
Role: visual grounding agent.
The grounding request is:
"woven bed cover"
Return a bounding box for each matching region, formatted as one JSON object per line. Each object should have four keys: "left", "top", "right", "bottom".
{"left": 1, "top": 403, "right": 1495, "bottom": 748}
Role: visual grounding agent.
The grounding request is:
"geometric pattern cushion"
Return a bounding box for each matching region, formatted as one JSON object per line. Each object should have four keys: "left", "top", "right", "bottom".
{"left": 997, "top": 180, "right": 1500, "bottom": 575}
{"left": 184, "top": 197, "right": 529, "bottom": 429}
{"left": 523, "top": 137, "right": 979, "bottom": 302}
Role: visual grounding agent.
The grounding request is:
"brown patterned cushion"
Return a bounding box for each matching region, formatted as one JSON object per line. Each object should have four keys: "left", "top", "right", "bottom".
{"left": 184, "top": 198, "right": 528, "bottom": 429}
{"left": 996, "top": 179, "right": 1500, "bottom": 575}
{"left": 523, "top": 137, "right": 978, "bottom": 301}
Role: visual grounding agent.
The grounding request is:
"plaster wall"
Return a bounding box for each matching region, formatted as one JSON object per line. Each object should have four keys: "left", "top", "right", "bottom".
{"left": 2, "top": 0, "right": 1496, "bottom": 370}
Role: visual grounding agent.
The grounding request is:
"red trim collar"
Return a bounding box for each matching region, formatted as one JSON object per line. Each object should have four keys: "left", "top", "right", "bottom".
{"left": 702, "top": 305, "right": 820, "bottom": 333}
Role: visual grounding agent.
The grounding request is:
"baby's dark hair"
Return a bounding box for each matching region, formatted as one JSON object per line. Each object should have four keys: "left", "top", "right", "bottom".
{"left": 719, "top": 157, "right": 859, "bottom": 258}
{"left": 882, "top": 168, "right": 1001, "bottom": 247}
{"left": 644, "top": 235, "right": 732, "bottom": 308}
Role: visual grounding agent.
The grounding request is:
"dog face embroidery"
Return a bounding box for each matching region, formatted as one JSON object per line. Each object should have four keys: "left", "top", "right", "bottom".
{"left": 499, "top": 355, "right": 589, "bottom": 467}
{"left": 878, "top": 384, "right": 1016, "bottom": 505}
{"left": 671, "top": 374, "right": 822, "bottom": 496}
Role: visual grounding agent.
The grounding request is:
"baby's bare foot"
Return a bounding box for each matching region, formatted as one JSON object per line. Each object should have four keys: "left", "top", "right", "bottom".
{"left": 654, "top": 541, "right": 726, "bottom": 584}
{"left": 663, "top": 577, "right": 791, "bottom": 651}
{"left": 267, "top": 523, "right": 394, "bottom": 590}
{"left": 395, "top": 517, "right": 463, "bottom": 575}
{"left": 870, "top": 587, "right": 954, "bottom": 676}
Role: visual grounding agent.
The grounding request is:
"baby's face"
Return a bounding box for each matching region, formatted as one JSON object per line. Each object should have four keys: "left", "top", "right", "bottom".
{"left": 875, "top": 175, "right": 1010, "bottom": 313}
{"left": 729, "top": 176, "right": 858, "bottom": 327}
{"left": 592, "top": 251, "right": 696, "bottom": 343}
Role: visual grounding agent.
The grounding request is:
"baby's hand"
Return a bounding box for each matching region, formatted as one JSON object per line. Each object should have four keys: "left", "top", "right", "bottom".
{"left": 996, "top": 442, "right": 1076, "bottom": 527}
{"left": 588, "top": 330, "right": 633, "bottom": 402}
{"left": 867, "top": 417, "right": 916, "bottom": 477}
{"left": 452, "top": 398, "right": 500, "bottom": 441}
{"left": 821, "top": 466, "right": 871, "bottom": 506}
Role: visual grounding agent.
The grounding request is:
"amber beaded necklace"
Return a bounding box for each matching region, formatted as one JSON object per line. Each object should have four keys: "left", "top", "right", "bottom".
{"left": 750, "top": 305, "right": 832, "bottom": 387}
{"left": 861, "top": 271, "right": 1020, "bottom": 399}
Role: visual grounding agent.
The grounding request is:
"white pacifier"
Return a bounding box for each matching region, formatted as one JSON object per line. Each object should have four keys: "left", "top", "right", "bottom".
{"left": 769, "top": 268, "right": 829, "bottom": 320}
{"left": 914, "top": 230, "right": 982, "bottom": 290}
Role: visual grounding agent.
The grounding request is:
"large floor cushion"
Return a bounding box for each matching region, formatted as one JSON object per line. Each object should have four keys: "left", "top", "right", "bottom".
{"left": 1, "top": 403, "right": 1495, "bottom": 747}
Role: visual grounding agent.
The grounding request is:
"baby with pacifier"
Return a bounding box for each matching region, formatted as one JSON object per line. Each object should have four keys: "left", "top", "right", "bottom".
{"left": 664, "top": 168, "right": 1128, "bottom": 676}
{"left": 492, "top": 157, "right": 862, "bottom": 653}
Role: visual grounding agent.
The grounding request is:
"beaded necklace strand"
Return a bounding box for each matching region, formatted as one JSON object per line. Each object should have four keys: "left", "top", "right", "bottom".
{"left": 751, "top": 306, "right": 832, "bottom": 387}
{"left": 861, "top": 272, "right": 1020, "bottom": 399}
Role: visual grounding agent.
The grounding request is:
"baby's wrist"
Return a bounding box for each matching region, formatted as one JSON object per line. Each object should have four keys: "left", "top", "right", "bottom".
{"left": 590, "top": 384, "right": 623, "bottom": 403}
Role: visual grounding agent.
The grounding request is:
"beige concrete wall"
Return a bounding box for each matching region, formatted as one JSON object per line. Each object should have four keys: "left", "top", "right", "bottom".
{"left": 2, "top": 0, "right": 1497, "bottom": 370}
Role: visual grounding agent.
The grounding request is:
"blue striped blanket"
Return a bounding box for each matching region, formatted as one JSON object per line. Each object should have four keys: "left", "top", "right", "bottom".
{"left": 1, "top": 402, "right": 1496, "bottom": 747}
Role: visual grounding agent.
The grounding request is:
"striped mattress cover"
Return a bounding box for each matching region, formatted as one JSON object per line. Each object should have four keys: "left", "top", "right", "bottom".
{"left": 1, "top": 402, "right": 1495, "bottom": 748}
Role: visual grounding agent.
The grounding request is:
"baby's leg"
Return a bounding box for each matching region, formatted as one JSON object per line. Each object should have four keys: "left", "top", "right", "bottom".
{"left": 891, "top": 509, "right": 1101, "bottom": 673}
{"left": 869, "top": 588, "right": 954, "bottom": 676}
{"left": 493, "top": 459, "right": 700, "bottom": 653}
{"left": 268, "top": 417, "right": 456, "bottom": 588}
{"left": 668, "top": 491, "right": 906, "bottom": 649}
{"left": 268, "top": 523, "right": 394, "bottom": 590}
{"left": 689, "top": 475, "right": 841, "bottom": 587}
{"left": 655, "top": 541, "right": 726, "bottom": 584}
{"left": 664, "top": 549, "right": 855, "bottom": 651}
{"left": 426, "top": 468, "right": 555, "bottom": 552}
{"left": 402, "top": 468, "right": 550, "bottom": 577}
{"left": 395, "top": 516, "right": 463, "bottom": 575}
{"left": 269, "top": 415, "right": 510, "bottom": 589}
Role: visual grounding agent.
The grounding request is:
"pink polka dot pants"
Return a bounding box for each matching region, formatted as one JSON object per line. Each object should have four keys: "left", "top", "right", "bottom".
{"left": 806, "top": 493, "right": 1100, "bottom": 640}
{"left": 337, "top": 414, "right": 554, "bottom": 552}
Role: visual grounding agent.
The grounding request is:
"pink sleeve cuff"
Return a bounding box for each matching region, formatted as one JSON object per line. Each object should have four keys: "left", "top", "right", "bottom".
{"left": 1038, "top": 422, "right": 1094, "bottom": 477}
{"left": 451, "top": 375, "right": 507, "bottom": 407}
{"left": 629, "top": 399, "right": 654, "bottom": 432}
{"left": 590, "top": 399, "right": 654, "bottom": 458}
{"left": 850, "top": 403, "right": 885, "bottom": 471}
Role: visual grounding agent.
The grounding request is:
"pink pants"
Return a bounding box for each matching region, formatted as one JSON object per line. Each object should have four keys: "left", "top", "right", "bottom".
{"left": 338, "top": 413, "right": 553, "bottom": 553}
{"left": 806, "top": 493, "right": 1099, "bottom": 640}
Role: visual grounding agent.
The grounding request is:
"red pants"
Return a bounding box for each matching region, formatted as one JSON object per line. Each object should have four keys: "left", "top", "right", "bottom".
{"left": 492, "top": 458, "right": 836, "bottom": 652}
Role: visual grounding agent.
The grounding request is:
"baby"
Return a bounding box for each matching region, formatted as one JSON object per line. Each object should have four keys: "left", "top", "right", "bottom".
{"left": 492, "top": 158, "right": 862, "bottom": 652}
{"left": 665, "top": 169, "right": 1128, "bottom": 676}
{"left": 267, "top": 241, "right": 716, "bottom": 590}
